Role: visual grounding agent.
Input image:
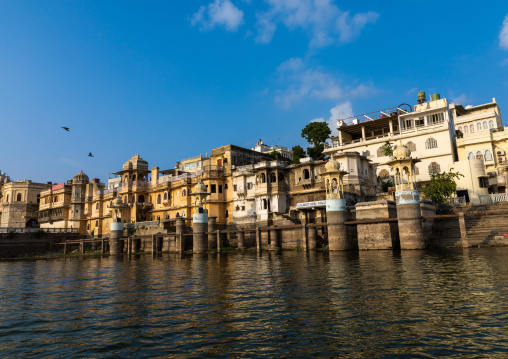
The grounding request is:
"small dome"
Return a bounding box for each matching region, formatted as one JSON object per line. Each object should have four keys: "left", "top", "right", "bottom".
{"left": 73, "top": 170, "right": 89, "bottom": 183}
{"left": 393, "top": 145, "right": 411, "bottom": 159}
{"left": 194, "top": 181, "right": 207, "bottom": 193}
{"left": 325, "top": 157, "right": 340, "bottom": 172}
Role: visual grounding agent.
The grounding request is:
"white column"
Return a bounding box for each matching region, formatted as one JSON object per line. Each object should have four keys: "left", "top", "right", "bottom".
{"left": 361, "top": 126, "right": 366, "bottom": 141}
{"left": 338, "top": 130, "right": 343, "bottom": 146}
{"left": 389, "top": 119, "right": 394, "bottom": 135}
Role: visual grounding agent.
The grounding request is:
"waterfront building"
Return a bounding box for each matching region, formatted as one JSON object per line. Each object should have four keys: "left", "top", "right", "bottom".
{"left": 454, "top": 99, "right": 508, "bottom": 193}
{"left": 252, "top": 139, "right": 293, "bottom": 161}
{"left": 0, "top": 180, "right": 51, "bottom": 228}
{"left": 231, "top": 152, "right": 377, "bottom": 227}
{"left": 324, "top": 93, "right": 458, "bottom": 185}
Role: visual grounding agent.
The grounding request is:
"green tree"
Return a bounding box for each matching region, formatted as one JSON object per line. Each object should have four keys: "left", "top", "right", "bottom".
{"left": 420, "top": 169, "right": 464, "bottom": 203}
{"left": 381, "top": 140, "right": 394, "bottom": 158}
{"left": 301, "top": 122, "right": 331, "bottom": 160}
{"left": 291, "top": 145, "right": 306, "bottom": 164}
{"left": 268, "top": 150, "right": 279, "bottom": 157}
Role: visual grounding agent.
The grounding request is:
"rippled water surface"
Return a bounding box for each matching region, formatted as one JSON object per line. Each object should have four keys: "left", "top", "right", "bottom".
{"left": 2, "top": 248, "right": 508, "bottom": 358}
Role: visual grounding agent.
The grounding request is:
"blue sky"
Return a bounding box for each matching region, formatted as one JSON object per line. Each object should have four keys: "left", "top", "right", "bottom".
{"left": 1, "top": 0, "right": 507, "bottom": 183}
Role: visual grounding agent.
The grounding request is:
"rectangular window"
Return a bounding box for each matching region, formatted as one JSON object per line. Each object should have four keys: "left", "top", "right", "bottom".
{"left": 233, "top": 184, "right": 237, "bottom": 191}
{"left": 223, "top": 158, "right": 228, "bottom": 164}
{"left": 211, "top": 184, "right": 216, "bottom": 193}
{"left": 224, "top": 183, "right": 228, "bottom": 189}
{"left": 479, "top": 178, "right": 489, "bottom": 188}
{"left": 219, "top": 185, "right": 223, "bottom": 193}
{"left": 247, "top": 182, "right": 253, "bottom": 190}
{"left": 415, "top": 117, "right": 425, "bottom": 127}
{"left": 241, "top": 206, "right": 245, "bottom": 211}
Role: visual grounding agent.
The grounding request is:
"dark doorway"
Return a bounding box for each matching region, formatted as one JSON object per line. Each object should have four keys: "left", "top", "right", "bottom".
{"left": 457, "top": 190, "right": 469, "bottom": 203}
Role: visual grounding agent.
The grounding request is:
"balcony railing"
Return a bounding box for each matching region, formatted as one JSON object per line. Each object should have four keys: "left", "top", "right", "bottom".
{"left": 479, "top": 193, "right": 508, "bottom": 204}
{"left": 0, "top": 227, "right": 79, "bottom": 234}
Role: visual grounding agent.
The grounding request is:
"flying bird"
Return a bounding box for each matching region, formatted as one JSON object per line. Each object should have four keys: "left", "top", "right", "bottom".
{"left": 88, "top": 152, "right": 94, "bottom": 157}
{"left": 61, "top": 127, "right": 70, "bottom": 131}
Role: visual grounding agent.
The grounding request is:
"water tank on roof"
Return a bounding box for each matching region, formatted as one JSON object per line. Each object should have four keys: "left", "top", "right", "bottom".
{"left": 417, "top": 91, "right": 427, "bottom": 104}
{"left": 431, "top": 93, "right": 441, "bottom": 101}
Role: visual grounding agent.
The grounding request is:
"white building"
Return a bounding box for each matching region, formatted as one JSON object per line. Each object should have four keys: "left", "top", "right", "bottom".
{"left": 252, "top": 139, "right": 293, "bottom": 161}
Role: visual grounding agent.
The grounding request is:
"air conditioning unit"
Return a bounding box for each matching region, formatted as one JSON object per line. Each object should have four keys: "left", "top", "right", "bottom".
{"left": 499, "top": 156, "right": 507, "bottom": 163}
{"left": 497, "top": 150, "right": 505, "bottom": 156}
{"left": 352, "top": 119, "right": 359, "bottom": 125}
{"left": 230, "top": 165, "right": 236, "bottom": 170}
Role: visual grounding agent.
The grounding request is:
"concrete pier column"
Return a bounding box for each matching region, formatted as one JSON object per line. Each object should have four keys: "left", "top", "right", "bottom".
{"left": 80, "top": 239, "right": 85, "bottom": 254}
{"left": 327, "top": 199, "right": 352, "bottom": 250}
{"left": 101, "top": 238, "right": 105, "bottom": 254}
{"left": 64, "top": 241, "right": 68, "bottom": 254}
{"left": 261, "top": 226, "right": 269, "bottom": 250}
{"left": 208, "top": 217, "right": 217, "bottom": 249}
{"left": 270, "top": 226, "right": 279, "bottom": 250}
{"left": 396, "top": 190, "right": 425, "bottom": 249}
{"left": 110, "top": 222, "right": 124, "bottom": 255}
{"left": 300, "top": 213, "right": 308, "bottom": 251}
{"left": 237, "top": 230, "right": 245, "bottom": 249}
{"left": 151, "top": 234, "right": 156, "bottom": 253}
{"left": 176, "top": 218, "right": 185, "bottom": 254}
{"left": 308, "top": 226, "right": 317, "bottom": 250}
{"left": 193, "top": 211, "right": 208, "bottom": 254}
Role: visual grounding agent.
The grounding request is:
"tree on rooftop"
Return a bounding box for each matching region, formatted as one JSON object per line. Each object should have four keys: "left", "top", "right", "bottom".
{"left": 291, "top": 145, "right": 306, "bottom": 164}
{"left": 420, "top": 169, "right": 464, "bottom": 203}
{"left": 301, "top": 122, "right": 331, "bottom": 161}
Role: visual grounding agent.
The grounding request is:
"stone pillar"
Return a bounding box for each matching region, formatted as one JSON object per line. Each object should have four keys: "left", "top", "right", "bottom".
{"left": 110, "top": 221, "right": 124, "bottom": 255}
{"left": 64, "top": 241, "right": 68, "bottom": 254}
{"left": 256, "top": 227, "right": 261, "bottom": 253}
{"left": 361, "top": 126, "right": 366, "bottom": 141}
{"left": 237, "top": 230, "right": 245, "bottom": 249}
{"left": 395, "top": 190, "right": 425, "bottom": 249}
{"left": 101, "top": 238, "right": 105, "bottom": 254}
{"left": 193, "top": 211, "right": 208, "bottom": 254}
{"left": 270, "top": 226, "right": 279, "bottom": 250}
{"left": 208, "top": 217, "right": 217, "bottom": 249}
{"left": 176, "top": 218, "right": 185, "bottom": 253}
{"left": 261, "top": 226, "right": 269, "bottom": 250}
{"left": 458, "top": 212, "right": 469, "bottom": 248}
{"left": 389, "top": 119, "right": 394, "bottom": 135}
{"left": 308, "top": 226, "right": 317, "bottom": 250}
{"left": 217, "top": 230, "right": 222, "bottom": 253}
{"left": 301, "top": 215, "right": 308, "bottom": 251}
{"left": 326, "top": 198, "right": 352, "bottom": 250}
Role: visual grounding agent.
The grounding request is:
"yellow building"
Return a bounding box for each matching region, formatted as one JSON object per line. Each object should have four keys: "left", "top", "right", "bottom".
{"left": 454, "top": 99, "right": 507, "bottom": 193}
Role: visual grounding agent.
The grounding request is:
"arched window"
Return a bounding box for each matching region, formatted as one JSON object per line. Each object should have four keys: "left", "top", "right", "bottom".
{"left": 483, "top": 121, "right": 488, "bottom": 130}
{"left": 132, "top": 174, "right": 136, "bottom": 182}
{"left": 489, "top": 120, "right": 494, "bottom": 129}
{"left": 16, "top": 193, "right": 22, "bottom": 202}
{"left": 303, "top": 169, "right": 310, "bottom": 179}
{"left": 279, "top": 173, "right": 285, "bottom": 182}
{"left": 425, "top": 137, "right": 438, "bottom": 149}
{"left": 377, "top": 146, "right": 384, "bottom": 157}
{"left": 96, "top": 203, "right": 99, "bottom": 209}
{"left": 476, "top": 151, "right": 483, "bottom": 160}
{"left": 270, "top": 172, "right": 277, "bottom": 183}
{"left": 468, "top": 152, "right": 474, "bottom": 160}
{"left": 236, "top": 205, "right": 240, "bottom": 211}
{"left": 485, "top": 150, "right": 492, "bottom": 161}
{"left": 138, "top": 195, "right": 145, "bottom": 203}
{"left": 365, "top": 150, "right": 370, "bottom": 157}
{"left": 378, "top": 169, "right": 390, "bottom": 179}
{"left": 157, "top": 194, "right": 161, "bottom": 204}
{"left": 6, "top": 194, "right": 9, "bottom": 202}
{"left": 458, "top": 126, "right": 462, "bottom": 133}
{"left": 182, "top": 210, "right": 186, "bottom": 217}
{"left": 176, "top": 212, "right": 180, "bottom": 218}
{"left": 470, "top": 124, "right": 474, "bottom": 133}
{"left": 477, "top": 123, "right": 482, "bottom": 131}
{"left": 163, "top": 192, "right": 168, "bottom": 201}
{"left": 182, "top": 189, "right": 186, "bottom": 197}
{"left": 406, "top": 141, "right": 416, "bottom": 152}
{"left": 464, "top": 126, "right": 469, "bottom": 133}
{"left": 95, "top": 220, "right": 99, "bottom": 227}
{"left": 260, "top": 173, "right": 266, "bottom": 183}
{"left": 165, "top": 214, "right": 169, "bottom": 220}
{"left": 225, "top": 210, "right": 229, "bottom": 218}
{"left": 428, "top": 162, "right": 440, "bottom": 174}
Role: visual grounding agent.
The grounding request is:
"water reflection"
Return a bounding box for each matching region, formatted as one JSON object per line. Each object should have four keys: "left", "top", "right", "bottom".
{"left": 1, "top": 249, "right": 508, "bottom": 357}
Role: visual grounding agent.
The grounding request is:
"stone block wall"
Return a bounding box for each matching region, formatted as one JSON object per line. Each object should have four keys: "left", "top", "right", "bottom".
{"left": 355, "top": 200, "right": 399, "bottom": 250}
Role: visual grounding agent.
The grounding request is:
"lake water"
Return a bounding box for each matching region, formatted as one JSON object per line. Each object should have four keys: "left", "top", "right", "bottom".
{"left": 2, "top": 248, "right": 508, "bottom": 358}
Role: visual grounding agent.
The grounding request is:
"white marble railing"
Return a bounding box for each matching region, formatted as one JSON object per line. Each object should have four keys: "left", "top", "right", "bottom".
{"left": 479, "top": 193, "right": 508, "bottom": 204}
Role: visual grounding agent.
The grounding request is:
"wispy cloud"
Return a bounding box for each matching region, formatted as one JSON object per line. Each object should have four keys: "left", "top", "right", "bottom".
{"left": 191, "top": 0, "right": 244, "bottom": 32}
{"left": 451, "top": 94, "right": 471, "bottom": 106}
{"left": 255, "top": 0, "right": 379, "bottom": 47}
{"left": 311, "top": 101, "right": 354, "bottom": 136}
{"left": 274, "top": 58, "right": 377, "bottom": 108}
{"left": 500, "top": 14, "right": 508, "bottom": 49}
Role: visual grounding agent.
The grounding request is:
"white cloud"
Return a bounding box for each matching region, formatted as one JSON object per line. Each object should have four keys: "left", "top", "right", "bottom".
{"left": 274, "top": 58, "right": 377, "bottom": 108}
{"left": 500, "top": 14, "right": 508, "bottom": 49}
{"left": 502, "top": 58, "right": 508, "bottom": 67}
{"left": 191, "top": 0, "right": 244, "bottom": 32}
{"left": 310, "top": 101, "right": 353, "bottom": 136}
{"left": 451, "top": 94, "right": 470, "bottom": 106}
{"left": 255, "top": 0, "right": 379, "bottom": 47}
